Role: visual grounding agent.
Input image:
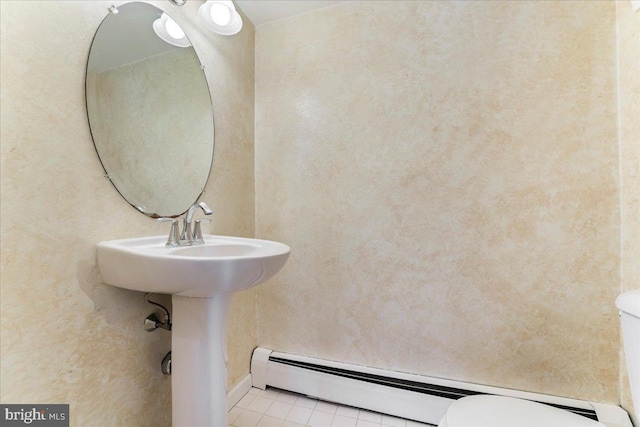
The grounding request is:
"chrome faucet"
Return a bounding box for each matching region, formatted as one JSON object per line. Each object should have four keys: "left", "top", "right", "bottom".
{"left": 182, "top": 202, "right": 213, "bottom": 243}
{"left": 158, "top": 202, "right": 213, "bottom": 246}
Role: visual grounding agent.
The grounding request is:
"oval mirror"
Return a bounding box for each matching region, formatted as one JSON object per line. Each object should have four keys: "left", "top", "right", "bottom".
{"left": 86, "top": 2, "right": 214, "bottom": 218}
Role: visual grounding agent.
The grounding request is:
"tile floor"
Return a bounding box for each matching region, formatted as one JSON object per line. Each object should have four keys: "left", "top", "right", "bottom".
{"left": 228, "top": 387, "right": 436, "bottom": 427}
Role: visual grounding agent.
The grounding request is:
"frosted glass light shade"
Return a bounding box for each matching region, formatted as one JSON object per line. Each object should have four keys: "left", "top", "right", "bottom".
{"left": 153, "top": 13, "right": 191, "bottom": 47}
{"left": 198, "top": 0, "right": 243, "bottom": 36}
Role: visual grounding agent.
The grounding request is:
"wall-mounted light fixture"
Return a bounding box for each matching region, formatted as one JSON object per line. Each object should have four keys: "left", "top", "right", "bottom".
{"left": 166, "top": 0, "right": 243, "bottom": 36}
{"left": 153, "top": 12, "right": 191, "bottom": 47}
{"left": 198, "top": 1, "right": 243, "bottom": 35}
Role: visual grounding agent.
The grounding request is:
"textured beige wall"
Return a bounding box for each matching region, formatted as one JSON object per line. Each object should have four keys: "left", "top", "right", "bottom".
{"left": 0, "top": 1, "right": 255, "bottom": 426}
{"left": 255, "top": 0, "right": 620, "bottom": 403}
{"left": 617, "top": 0, "right": 640, "bottom": 423}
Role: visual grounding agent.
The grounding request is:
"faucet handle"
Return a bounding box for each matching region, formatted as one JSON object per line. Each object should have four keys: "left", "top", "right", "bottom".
{"left": 192, "top": 218, "right": 212, "bottom": 244}
{"left": 157, "top": 218, "right": 180, "bottom": 246}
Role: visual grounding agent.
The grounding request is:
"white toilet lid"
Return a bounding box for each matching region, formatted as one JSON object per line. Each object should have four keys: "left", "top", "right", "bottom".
{"left": 443, "top": 395, "right": 605, "bottom": 427}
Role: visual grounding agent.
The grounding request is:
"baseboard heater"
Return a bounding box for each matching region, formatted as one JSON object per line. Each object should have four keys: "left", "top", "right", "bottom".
{"left": 251, "top": 347, "right": 632, "bottom": 427}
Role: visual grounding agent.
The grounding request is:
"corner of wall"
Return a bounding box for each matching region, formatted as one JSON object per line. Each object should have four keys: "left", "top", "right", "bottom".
{"left": 615, "top": 0, "right": 640, "bottom": 423}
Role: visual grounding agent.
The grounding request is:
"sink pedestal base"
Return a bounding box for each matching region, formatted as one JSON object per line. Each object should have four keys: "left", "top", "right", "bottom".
{"left": 172, "top": 295, "right": 230, "bottom": 427}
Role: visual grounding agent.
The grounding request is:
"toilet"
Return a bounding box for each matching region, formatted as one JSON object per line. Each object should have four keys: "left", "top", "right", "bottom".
{"left": 438, "top": 290, "right": 640, "bottom": 427}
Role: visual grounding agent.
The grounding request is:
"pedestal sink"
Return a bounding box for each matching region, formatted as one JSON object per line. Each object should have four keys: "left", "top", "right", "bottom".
{"left": 96, "top": 235, "right": 290, "bottom": 427}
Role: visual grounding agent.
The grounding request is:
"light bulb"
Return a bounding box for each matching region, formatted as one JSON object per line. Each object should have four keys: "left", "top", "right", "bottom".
{"left": 165, "top": 16, "right": 186, "bottom": 39}
{"left": 153, "top": 13, "right": 191, "bottom": 47}
{"left": 210, "top": 3, "right": 232, "bottom": 26}
{"left": 198, "top": 0, "right": 243, "bottom": 36}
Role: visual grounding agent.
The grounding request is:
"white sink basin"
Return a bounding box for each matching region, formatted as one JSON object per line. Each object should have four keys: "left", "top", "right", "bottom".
{"left": 96, "top": 234, "right": 290, "bottom": 427}
{"left": 97, "top": 235, "right": 290, "bottom": 297}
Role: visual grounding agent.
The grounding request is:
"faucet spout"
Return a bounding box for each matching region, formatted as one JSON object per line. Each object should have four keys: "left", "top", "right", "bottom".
{"left": 181, "top": 202, "right": 213, "bottom": 243}
{"left": 186, "top": 201, "right": 213, "bottom": 224}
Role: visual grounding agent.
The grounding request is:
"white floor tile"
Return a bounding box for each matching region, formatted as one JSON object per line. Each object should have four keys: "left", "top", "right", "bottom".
{"left": 358, "top": 410, "right": 382, "bottom": 423}
{"left": 315, "top": 401, "right": 339, "bottom": 414}
{"left": 295, "top": 396, "right": 319, "bottom": 409}
{"left": 276, "top": 390, "right": 300, "bottom": 404}
{"left": 266, "top": 400, "right": 294, "bottom": 419}
{"left": 230, "top": 388, "right": 437, "bottom": 427}
{"left": 257, "top": 388, "right": 282, "bottom": 400}
{"left": 336, "top": 406, "right": 359, "bottom": 419}
{"left": 236, "top": 393, "right": 258, "bottom": 409}
{"left": 248, "top": 396, "right": 276, "bottom": 414}
{"left": 308, "top": 409, "right": 335, "bottom": 427}
{"left": 331, "top": 415, "right": 358, "bottom": 427}
{"left": 257, "top": 415, "right": 285, "bottom": 427}
{"left": 232, "top": 409, "right": 263, "bottom": 427}
{"left": 229, "top": 407, "right": 243, "bottom": 424}
{"left": 286, "top": 405, "right": 314, "bottom": 425}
